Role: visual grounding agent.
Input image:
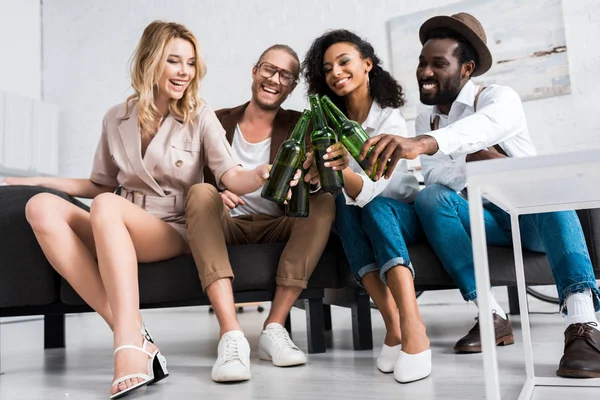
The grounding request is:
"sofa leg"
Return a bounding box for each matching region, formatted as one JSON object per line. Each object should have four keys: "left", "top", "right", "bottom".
{"left": 351, "top": 292, "right": 373, "bottom": 350}
{"left": 304, "top": 298, "right": 326, "bottom": 354}
{"left": 0, "top": 322, "right": 3, "bottom": 375}
{"left": 323, "top": 304, "right": 332, "bottom": 332}
{"left": 44, "top": 314, "right": 65, "bottom": 349}
{"left": 507, "top": 286, "right": 520, "bottom": 316}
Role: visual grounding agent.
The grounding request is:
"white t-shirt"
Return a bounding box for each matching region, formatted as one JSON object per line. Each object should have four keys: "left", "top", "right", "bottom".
{"left": 230, "top": 125, "right": 283, "bottom": 218}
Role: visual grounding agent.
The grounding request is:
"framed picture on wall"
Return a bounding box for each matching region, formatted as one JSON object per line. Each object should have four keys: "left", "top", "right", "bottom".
{"left": 387, "top": 0, "right": 571, "bottom": 120}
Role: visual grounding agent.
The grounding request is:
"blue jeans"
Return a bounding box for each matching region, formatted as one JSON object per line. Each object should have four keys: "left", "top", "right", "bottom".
{"left": 335, "top": 195, "right": 424, "bottom": 284}
{"left": 414, "top": 184, "right": 599, "bottom": 311}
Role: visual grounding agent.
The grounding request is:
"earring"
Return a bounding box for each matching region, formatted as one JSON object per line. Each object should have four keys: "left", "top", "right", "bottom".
{"left": 366, "top": 72, "right": 371, "bottom": 95}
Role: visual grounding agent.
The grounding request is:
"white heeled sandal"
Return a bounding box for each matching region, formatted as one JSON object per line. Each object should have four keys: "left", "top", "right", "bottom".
{"left": 109, "top": 324, "right": 169, "bottom": 399}
{"left": 140, "top": 323, "right": 169, "bottom": 387}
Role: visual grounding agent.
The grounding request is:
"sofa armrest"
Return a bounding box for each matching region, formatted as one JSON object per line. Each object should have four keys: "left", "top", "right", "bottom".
{"left": 0, "top": 185, "right": 88, "bottom": 307}
{"left": 577, "top": 208, "right": 600, "bottom": 271}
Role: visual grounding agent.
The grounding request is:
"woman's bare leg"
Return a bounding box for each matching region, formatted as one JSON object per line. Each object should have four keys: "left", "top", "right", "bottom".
{"left": 385, "top": 266, "right": 429, "bottom": 354}
{"left": 89, "top": 193, "right": 188, "bottom": 395}
{"left": 26, "top": 193, "right": 113, "bottom": 327}
{"left": 361, "top": 271, "right": 402, "bottom": 346}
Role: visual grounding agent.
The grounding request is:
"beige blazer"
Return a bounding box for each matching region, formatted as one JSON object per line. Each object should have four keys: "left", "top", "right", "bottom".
{"left": 90, "top": 101, "right": 240, "bottom": 239}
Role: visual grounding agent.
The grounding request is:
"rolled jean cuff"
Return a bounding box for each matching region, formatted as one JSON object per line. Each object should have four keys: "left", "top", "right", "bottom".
{"left": 356, "top": 263, "right": 380, "bottom": 285}
{"left": 380, "top": 257, "right": 414, "bottom": 286}
{"left": 461, "top": 288, "right": 478, "bottom": 302}
{"left": 559, "top": 281, "right": 600, "bottom": 315}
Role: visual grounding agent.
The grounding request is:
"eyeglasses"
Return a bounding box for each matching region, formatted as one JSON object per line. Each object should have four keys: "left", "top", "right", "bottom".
{"left": 256, "top": 62, "right": 298, "bottom": 87}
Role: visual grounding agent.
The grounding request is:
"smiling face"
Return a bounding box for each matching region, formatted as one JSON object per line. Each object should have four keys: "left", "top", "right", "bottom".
{"left": 250, "top": 49, "right": 299, "bottom": 111}
{"left": 416, "top": 38, "right": 472, "bottom": 107}
{"left": 155, "top": 38, "right": 196, "bottom": 103}
{"left": 322, "top": 42, "right": 372, "bottom": 98}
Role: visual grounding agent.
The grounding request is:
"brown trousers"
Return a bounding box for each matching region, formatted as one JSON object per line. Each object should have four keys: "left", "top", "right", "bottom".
{"left": 185, "top": 183, "right": 335, "bottom": 290}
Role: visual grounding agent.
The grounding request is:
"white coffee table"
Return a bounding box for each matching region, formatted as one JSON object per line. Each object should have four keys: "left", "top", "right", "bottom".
{"left": 466, "top": 148, "right": 600, "bottom": 400}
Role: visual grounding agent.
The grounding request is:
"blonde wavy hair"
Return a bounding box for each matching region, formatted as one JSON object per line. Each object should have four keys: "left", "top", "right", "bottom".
{"left": 125, "top": 21, "right": 207, "bottom": 135}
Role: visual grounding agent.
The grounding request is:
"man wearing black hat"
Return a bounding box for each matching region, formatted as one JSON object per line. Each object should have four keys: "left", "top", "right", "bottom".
{"left": 360, "top": 12, "right": 600, "bottom": 378}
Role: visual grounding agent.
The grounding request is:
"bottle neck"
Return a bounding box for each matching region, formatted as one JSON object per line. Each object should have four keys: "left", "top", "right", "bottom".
{"left": 321, "top": 96, "right": 347, "bottom": 131}
{"left": 290, "top": 111, "right": 311, "bottom": 143}
{"left": 309, "top": 95, "right": 327, "bottom": 129}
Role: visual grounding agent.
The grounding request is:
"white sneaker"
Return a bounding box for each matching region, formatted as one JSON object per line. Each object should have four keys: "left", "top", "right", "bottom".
{"left": 211, "top": 330, "right": 251, "bottom": 382}
{"left": 258, "top": 323, "right": 307, "bottom": 367}
{"left": 377, "top": 343, "right": 401, "bottom": 373}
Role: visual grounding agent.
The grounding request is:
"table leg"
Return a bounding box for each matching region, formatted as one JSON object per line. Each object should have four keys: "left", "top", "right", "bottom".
{"left": 510, "top": 213, "right": 536, "bottom": 400}
{"left": 469, "top": 185, "right": 501, "bottom": 400}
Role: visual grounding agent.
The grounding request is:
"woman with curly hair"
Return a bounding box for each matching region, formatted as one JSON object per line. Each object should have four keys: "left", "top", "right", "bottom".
{"left": 3, "top": 21, "right": 298, "bottom": 398}
{"left": 302, "top": 29, "right": 431, "bottom": 383}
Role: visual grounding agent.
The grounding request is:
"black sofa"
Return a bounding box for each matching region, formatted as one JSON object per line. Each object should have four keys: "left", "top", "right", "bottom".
{"left": 1, "top": 185, "right": 599, "bottom": 358}
{"left": 0, "top": 185, "right": 344, "bottom": 355}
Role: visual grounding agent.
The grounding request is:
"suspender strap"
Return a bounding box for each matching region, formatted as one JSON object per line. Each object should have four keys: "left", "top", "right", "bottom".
{"left": 473, "top": 86, "right": 485, "bottom": 112}
{"left": 430, "top": 115, "right": 440, "bottom": 131}
{"left": 475, "top": 87, "right": 508, "bottom": 157}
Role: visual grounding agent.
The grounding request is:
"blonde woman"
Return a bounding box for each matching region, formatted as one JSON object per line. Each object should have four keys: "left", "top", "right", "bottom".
{"left": 1, "top": 21, "right": 297, "bottom": 399}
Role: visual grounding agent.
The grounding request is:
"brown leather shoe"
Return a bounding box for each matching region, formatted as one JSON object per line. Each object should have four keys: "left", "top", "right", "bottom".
{"left": 556, "top": 322, "right": 600, "bottom": 378}
{"left": 454, "top": 313, "right": 514, "bottom": 353}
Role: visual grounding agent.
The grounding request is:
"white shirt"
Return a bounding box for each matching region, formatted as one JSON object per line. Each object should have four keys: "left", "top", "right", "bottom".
{"left": 343, "top": 102, "right": 419, "bottom": 207}
{"left": 230, "top": 125, "right": 283, "bottom": 217}
{"left": 415, "top": 80, "right": 537, "bottom": 192}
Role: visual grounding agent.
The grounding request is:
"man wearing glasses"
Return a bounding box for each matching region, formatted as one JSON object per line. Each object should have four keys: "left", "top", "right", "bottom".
{"left": 186, "top": 45, "right": 342, "bottom": 383}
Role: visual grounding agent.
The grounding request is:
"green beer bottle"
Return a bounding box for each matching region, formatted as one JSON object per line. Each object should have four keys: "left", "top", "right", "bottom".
{"left": 261, "top": 110, "right": 311, "bottom": 204}
{"left": 285, "top": 151, "right": 310, "bottom": 218}
{"left": 321, "top": 95, "right": 386, "bottom": 180}
{"left": 309, "top": 94, "right": 344, "bottom": 193}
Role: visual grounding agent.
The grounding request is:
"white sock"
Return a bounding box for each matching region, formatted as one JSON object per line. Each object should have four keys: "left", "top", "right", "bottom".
{"left": 563, "top": 288, "right": 599, "bottom": 329}
{"left": 473, "top": 291, "right": 507, "bottom": 320}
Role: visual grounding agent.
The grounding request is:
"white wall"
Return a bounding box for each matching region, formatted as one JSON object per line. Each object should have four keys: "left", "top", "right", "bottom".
{"left": 42, "top": 0, "right": 600, "bottom": 178}
{"left": 0, "top": 0, "right": 41, "bottom": 100}
{"left": 0, "top": 0, "right": 41, "bottom": 179}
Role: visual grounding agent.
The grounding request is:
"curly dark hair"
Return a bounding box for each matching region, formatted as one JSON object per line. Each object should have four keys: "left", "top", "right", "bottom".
{"left": 301, "top": 29, "right": 405, "bottom": 113}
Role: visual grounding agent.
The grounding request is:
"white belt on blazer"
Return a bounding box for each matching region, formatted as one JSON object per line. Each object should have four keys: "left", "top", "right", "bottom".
{"left": 119, "top": 188, "right": 184, "bottom": 214}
